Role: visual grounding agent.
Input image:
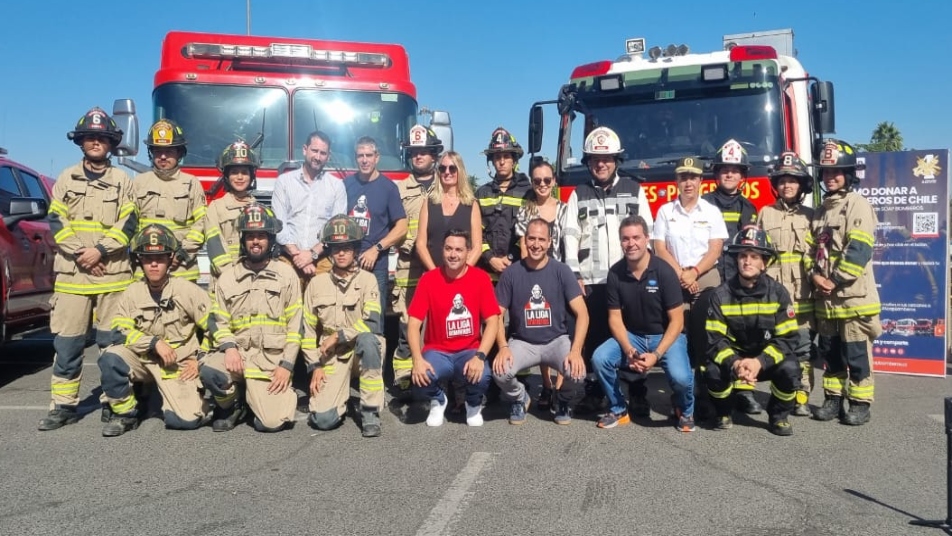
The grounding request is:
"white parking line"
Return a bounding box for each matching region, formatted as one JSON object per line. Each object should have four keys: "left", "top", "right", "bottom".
{"left": 416, "top": 451, "right": 493, "bottom": 536}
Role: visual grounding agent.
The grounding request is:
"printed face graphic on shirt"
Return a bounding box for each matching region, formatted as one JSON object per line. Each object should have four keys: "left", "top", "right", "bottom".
{"left": 350, "top": 194, "right": 371, "bottom": 235}
{"left": 446, "top": 293, "right": 474, "bottom": 337}
{"left": 524, "top": 284, "right": 552, "bottom": 327}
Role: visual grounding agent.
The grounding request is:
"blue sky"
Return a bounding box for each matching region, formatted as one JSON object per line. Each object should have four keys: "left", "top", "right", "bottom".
{"left": 2, "top": 1, "right": 950, "bottom": 179}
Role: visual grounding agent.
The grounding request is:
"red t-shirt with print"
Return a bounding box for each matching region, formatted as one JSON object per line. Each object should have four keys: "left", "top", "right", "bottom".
{"left": 408, "top": 266, "right": 499, "bottom": 354}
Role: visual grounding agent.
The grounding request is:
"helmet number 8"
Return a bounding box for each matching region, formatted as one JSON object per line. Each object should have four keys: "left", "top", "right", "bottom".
{"left": 783, "top": 154, "right": 794, "bottom": 166}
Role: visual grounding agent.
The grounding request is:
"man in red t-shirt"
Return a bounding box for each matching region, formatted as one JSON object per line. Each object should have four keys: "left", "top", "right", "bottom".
{"left": 409, "top": 229, "right": 500, "bottom": 427}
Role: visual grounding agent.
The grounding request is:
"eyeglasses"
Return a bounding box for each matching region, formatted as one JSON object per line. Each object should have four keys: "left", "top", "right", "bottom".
{"left": 438, "top": 165, "right": 458, "bottom": 174}
{"left": 532, "top": 177, "right": 554, "bottom": 186}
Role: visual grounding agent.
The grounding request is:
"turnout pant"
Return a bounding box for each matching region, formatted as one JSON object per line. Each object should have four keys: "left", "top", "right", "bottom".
{"left": 98, "top": 345, "right": 209, "bottom": 429}
{"left": 705, "top": 358, "right": 800, "bottom": 421}
{"left": 817, "top": 315, "right": 881, "bottom": 403}
{"left": 200, "top": 352, "right": 296, "bottom": 431}
{"left": 492, "top": 335, "right": 582, "bottom": 405}
{"left": 390, "top": 284, "right": 417, "bottom": 390}
{"left": 309, "top": 332, "right": 385, "bottom": 429}
{"left": 49, "top": 291, "right": 122, "bottom": 408}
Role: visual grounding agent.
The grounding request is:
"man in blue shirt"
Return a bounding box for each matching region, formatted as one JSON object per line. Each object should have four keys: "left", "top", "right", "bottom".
{"left": 343, "top": 136, "right": 408, "bottom": 324}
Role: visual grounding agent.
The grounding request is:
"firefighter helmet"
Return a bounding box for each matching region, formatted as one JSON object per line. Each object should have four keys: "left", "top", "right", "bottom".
{"left": 769, "top": 151, "right": 813, "bottom": 196}
{"left": 236, "top": 204, "right": 281, "bottom": 235}
{"left": 725, "top": 225, "right": 777, "bottom": 263}
{"left": 815, "top": 138, "right": 865, "bottom": 170}
{"left": 67, "top": 107, "right": 123, "bottom": 147}
{"left": 321, "top": 214, "right": 364, "bottom": 246}
{"left": 218, "top": 139, "right": 259, "bottom": 191}
{"left": 405, "top": 124, "right": 443, "bottom": 153}
{"left": 131, "top": 224, "right": 180, "bottom": 256}
{"left": 144, "top": 119, "right": 188, "bottom": 157}
{"left": 712, "top": 139, "right": 749, "bottom": 171}
{"left": 582, "top": 127, "right": 624, "bottom": 159}
{"left": 482, "top": 127, "right": 524, "bottom": 160}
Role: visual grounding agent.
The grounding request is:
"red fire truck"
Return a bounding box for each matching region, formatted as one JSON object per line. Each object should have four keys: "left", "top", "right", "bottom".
{"left": 110, "top": 30, "right": 451, "bottom": 282}
{"left": 528, "top": 29, "right": 835, "bottom": 214}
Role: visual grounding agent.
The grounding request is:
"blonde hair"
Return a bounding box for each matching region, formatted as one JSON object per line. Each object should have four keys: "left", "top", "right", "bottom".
{"left": 429, "top": 151, "right": 475, "bottom": 205}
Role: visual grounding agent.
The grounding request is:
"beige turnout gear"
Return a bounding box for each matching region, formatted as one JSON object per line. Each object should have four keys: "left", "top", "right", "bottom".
{"left": 205, "top": 193, "right": 257, "bottom": 277}
{"left": 303, "top": 268, "right": 384, "bottom": 428}
{"left": 202, "top": 260, "right": 302, "bottom": 430}
{"left": 99, "top": 278, "right": 212, "bottom": 427}
{"left": 133, "top": 169, "right": 207, "bottom": 280}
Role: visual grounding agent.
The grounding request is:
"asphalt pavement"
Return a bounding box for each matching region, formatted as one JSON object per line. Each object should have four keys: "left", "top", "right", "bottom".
{"left": 1, "top": 335, "right": 950, "bottom": 536}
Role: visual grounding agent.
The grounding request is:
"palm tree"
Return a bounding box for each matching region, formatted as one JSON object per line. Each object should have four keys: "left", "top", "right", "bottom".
{"left": 867, "top": 122, "right": 904, "bottom": 152}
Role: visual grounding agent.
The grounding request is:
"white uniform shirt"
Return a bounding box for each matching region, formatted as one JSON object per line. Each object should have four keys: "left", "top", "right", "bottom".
{"left": 650, "top": 197, "right": 728, "bottom": 268}
{"left": 272, "top": 168, "right": 347, "bottom": 251}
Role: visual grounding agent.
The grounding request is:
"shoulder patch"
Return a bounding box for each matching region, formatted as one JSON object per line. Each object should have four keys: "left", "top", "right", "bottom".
{"left": 786, "top": 305, "right": 796, "bottom": 319}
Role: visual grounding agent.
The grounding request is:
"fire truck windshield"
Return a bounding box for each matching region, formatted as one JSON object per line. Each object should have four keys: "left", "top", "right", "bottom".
{"left": 293, "top": 89, "right": 417, "bottom": 171}
{"left": 154, "top": 84, "right": 290, "bottom": 169}
{"left": 562, "top": 72, "right": 784, "bottom": 184}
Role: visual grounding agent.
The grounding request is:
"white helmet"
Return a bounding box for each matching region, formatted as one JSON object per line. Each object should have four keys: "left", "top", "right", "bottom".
{"left": 582, "top": 127, "right": 624, "bottom": 162}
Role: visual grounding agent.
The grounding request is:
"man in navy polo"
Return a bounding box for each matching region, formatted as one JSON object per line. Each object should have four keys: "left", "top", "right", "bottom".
{"left": 592, "top": 215, "right": 695, "bottom": 432}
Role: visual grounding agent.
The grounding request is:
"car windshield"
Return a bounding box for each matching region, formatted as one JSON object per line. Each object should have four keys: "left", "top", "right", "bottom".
{"left": 154, "top": 84, "right": 290, "bottom": 169}
{"left": 292, "top": 89, "right": 417, "bottom": 171}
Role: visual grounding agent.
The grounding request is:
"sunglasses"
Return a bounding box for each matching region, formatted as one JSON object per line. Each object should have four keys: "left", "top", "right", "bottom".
{"left": 438, "top": 165, "right": 458, "bottom": 174}
{"left": 532, "top": 177, "right": 554, "bottom": 186}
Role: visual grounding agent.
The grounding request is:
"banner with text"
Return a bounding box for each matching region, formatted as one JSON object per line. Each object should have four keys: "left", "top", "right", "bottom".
{"left": 858, "top": 149, "right": 949, "bottom": 377}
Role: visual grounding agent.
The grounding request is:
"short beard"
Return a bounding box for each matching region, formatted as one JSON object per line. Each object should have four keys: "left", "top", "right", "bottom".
{"left": 246, "top": 249, "right": 270, "bottom": 264}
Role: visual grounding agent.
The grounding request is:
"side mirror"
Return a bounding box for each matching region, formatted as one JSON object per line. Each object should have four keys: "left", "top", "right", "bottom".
{"left": 3, "top": 197, "right": 47, "bottom": 228}
{"left": 528, "top": 105, "right": 544, "bottom": 154}
{"left": 811, "top": 81, "right": 835, "bottom": 135}
{"left": 112, "top": 99, "right": 140, "bottom": 157}
{"left": 429, "top": 110, "right": 453, "bottom": 152}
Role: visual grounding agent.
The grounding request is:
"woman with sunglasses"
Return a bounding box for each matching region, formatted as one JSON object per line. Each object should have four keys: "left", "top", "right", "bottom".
{"left": 416, "top": 152, "right": 482, "bottom": 270}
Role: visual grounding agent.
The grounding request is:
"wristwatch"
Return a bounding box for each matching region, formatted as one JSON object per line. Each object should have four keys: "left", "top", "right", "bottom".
{"left": 475, "top": 351, "right": 488, "bottom": 362}
{"left": 311, "top": 250, "right": 320, "bottom": 261}
{"left": 375, "top": 242, "right": 385, "bottom": 252}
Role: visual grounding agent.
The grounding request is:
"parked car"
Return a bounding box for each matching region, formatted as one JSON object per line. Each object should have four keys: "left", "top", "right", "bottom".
{"left": 0, "top": 147, "right": 55, "bottom": 343}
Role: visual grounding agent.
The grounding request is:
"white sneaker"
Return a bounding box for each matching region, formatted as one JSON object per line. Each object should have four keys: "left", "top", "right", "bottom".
{"left": 426, "top": 396, "right": 448, "bottom": 427}
{"left": 465, "top": 402, "right": 484, "bottom": 427}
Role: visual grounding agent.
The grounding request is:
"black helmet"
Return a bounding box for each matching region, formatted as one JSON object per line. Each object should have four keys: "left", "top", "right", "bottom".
{"left": 482, "top": 127, "right": 524, "bottom": 160}
{"left": 131, "top": 224, "right": 180, "bottom": 256}
{"left": 236, "top": 204, "right": 281, "bottom": 257}
{"left": 145, "top": 119, "right": 188, "bottom": 157}
{"left": 815, "top": 139, "right": 864, "bottom": 170}
{"left": 769, "top": 151, "right": 814, "bottom": 197}
{"left": 218, "top": 139, "right": 259, "bottom": 191}
{"left": 321, "top": 214, "right": 364, "bottom": 246}
{"left": 67, "top": 107, "right": 123, "bottom": 147}
{"left": 712, "top": 139, "right": 749, "bottom": 172}
{"left": 725, "top": 225, "right": 777, "bottom": 263}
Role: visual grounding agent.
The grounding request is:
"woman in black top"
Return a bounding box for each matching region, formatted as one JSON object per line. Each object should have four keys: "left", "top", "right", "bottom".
{"left": 416, "top": 151, "right": 483, "bottom": 269}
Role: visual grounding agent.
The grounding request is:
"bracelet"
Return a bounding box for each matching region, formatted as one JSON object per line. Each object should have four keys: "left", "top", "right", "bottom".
{"left": 500, "top": 345, "right": 509, "bottom": 349}
{"left": 692, "top": 266, "right": 700, "bottom": 277}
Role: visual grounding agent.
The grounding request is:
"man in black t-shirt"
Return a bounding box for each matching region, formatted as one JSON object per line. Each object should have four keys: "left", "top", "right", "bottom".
{"left": 492, "top": 218, "right": 589, "bottom": 425}
{"left": 592, "top": 215, "right": 696, "bottom": 432}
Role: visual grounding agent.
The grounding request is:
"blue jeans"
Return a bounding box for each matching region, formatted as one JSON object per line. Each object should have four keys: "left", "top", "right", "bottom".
{"left": 412, "top": 349, "right": 490, "bottom": 407}
{"left": 592, "top": 332, "right": 694, "bottom": 416}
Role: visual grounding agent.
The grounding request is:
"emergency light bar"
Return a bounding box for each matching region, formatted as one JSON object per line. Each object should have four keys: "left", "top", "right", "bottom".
{"left": 185, "top": 42, "right": 390, "bottom": 67}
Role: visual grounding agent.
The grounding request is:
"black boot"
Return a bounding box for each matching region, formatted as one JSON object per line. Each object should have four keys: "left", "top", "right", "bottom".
{"left": 102, "top": 413, "right": 139, "bottom": 437}
{"left": 212, "top": 403, "right": 247, "bottom": 432}
{"left": 769, "top": 417, "right": 794, "bottom": 436}
{"left": 735, "top": 391, "right": 764, "bottom": 415}
{"left": 361, "top": 407, "right": 381, "bottom": 438}
{"left": 38, "top": 407, "right": 80, "bottom": 431}
{"left": 812, "top": 396, "right": 843, "bottom": 421}
{"left": 841, "top": 401, "right": 871, "bottom": 426}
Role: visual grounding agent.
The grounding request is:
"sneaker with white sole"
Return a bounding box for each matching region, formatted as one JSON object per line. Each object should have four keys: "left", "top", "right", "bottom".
{"left": 426, "top": 395, "right": 448, "bottom": 427}
{"left": 465, "top": 402, "right": 484, "bottom": 426}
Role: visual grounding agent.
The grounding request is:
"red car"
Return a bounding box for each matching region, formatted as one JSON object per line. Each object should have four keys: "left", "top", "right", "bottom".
{"left": 0, "top": 147, "right": 55, "bottom": 343}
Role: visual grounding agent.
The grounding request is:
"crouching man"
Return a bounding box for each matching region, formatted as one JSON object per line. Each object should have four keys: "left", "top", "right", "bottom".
{"left": 492, "top": 218, "right": 588, "bottom": 425}
{"left": 303, "top": 215, "right": 385, "bottom": 437}
{"left": 200, "top": 205, "right": 301, "bottom": 433}
{"left": 705, "top": 226, "right": 801, "bottom": 436}
{"left": 98, "top": 224, "right": 212, "bottom": 436}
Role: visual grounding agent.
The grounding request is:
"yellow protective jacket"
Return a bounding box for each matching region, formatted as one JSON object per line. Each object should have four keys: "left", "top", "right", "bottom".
{"left": 134, "top": 169, "right": 207, "bottom": 280}
{"left": 204, "top": 193, "right": 256, "bottom": 277}
{"left": 302, "top": 268, "right": 382, "bottom": 371}
{"left": 394, "top": 174, "right": 434, "bottom": 288}
{"left": 759, "top": 200, "right": 815, "bottom": 322}
{"left": 109, "top": 277, "right": 211, "bottom": 363}
{"left": 212, "top": 259, "right": 302, "bottom": 375}
{"left": 810, "top": 190, "right": 881, "bottom": 319}
{"left": 49, "top": 162, "right": 137, "bottom": 295}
